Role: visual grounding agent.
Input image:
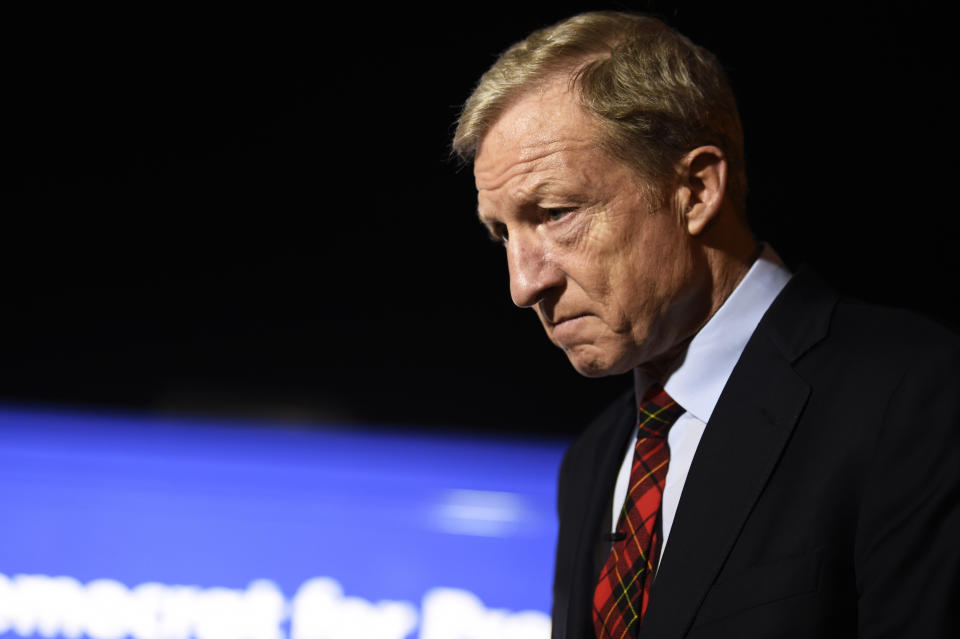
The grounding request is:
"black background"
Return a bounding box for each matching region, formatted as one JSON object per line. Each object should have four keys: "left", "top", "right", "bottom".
{"left": 5, "top": 3, "right": 957, "bottom": 435}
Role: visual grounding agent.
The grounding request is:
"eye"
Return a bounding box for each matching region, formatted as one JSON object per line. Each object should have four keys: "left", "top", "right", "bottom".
{"left": 490, "top": 222, "right": 509, "bottom": 244}
{"left": 543, "top": 207, "right": 576, "bottom": 221}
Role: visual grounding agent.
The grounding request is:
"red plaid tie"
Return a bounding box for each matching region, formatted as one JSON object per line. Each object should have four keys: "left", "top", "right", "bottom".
{"left": 593, "top": 385, "right": 685, "bottom": 638}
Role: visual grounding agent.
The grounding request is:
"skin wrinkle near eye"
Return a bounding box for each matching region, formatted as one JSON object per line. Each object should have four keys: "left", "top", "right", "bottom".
{"left": 554, "top": 210, "right": 591, "bottom": 250}
{"left": 480, "top": 171, "right": 601, "bottom": 248}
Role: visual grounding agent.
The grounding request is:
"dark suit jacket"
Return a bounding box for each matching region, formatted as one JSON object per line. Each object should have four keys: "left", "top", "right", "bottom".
{"left": 552, "top": 269, "right": 960, "bottom": 638}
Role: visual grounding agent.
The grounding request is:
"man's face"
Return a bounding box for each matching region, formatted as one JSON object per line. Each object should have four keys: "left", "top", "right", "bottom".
{"left": 473, "top": 78, "right": 708, "bottom": 377}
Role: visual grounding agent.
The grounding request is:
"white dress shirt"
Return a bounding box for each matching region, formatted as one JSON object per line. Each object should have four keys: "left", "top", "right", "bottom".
{"left": 610, "top": 245, "right": 792, "bottom": 565}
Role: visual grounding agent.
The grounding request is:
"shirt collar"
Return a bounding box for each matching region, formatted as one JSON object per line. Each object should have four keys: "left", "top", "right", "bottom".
{"left": 662, "top": 244, "right": 792, "bottom": 423}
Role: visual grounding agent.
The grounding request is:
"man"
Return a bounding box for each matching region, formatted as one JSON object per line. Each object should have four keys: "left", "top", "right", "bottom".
{"left": 452, "top": 11, "right": 959, "bottom": 639}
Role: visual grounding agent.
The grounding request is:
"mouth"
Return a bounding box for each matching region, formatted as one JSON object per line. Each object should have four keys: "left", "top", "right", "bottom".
{"left": 546, "top": 313, "right": 587, "bottom": 328}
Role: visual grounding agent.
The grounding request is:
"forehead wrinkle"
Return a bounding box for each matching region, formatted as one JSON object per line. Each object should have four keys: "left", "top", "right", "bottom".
{"left": 474, "top": 138, "right": 594, "bottom": 194}
{"left": 475, "top": 146, "right": 559, "bottom": 191}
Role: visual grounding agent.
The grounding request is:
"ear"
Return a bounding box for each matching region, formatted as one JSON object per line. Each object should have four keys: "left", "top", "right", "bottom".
{"left": 677, "top": 146, "right": 727, "bottom": 236}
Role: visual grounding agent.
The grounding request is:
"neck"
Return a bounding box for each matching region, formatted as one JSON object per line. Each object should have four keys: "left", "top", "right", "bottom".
{"left": 633, "top": 235, "right": 759, "bottom": 398}
{"left": 704, "top": 239, "right": 760, "bottom": 322}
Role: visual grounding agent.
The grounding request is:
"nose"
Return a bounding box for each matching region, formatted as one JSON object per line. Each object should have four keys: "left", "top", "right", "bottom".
{"left": 506, "top": 232, "right": 563, "bottom": 308}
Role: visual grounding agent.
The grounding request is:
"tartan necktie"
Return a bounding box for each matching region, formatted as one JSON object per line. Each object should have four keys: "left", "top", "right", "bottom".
{"left": 593, "top": 385, "right": 685, "bottom": 639}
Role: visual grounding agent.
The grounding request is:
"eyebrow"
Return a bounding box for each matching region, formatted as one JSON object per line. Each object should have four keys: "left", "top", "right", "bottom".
{"left": 473, "top": 179, "right": 568, "bottom": 228}
{"left": 531, "top": 181, "right": 557, "bottom": 198}
{"left": 476, "top": 180, "right": 558, "bottom": 220}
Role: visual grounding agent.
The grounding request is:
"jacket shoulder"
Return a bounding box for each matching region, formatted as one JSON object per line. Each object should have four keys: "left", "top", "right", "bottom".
{"left": 830, "top": 298, "right": 960, "bottom": 354}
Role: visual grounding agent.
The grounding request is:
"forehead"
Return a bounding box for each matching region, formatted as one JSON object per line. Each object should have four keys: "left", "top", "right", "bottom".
{"left": 473, "top": 79, "right": 602, "bottom": 193}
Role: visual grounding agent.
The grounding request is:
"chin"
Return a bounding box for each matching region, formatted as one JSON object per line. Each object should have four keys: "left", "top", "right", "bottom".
{"left": 564, "top": 346, "right": 634, "bottom": 378}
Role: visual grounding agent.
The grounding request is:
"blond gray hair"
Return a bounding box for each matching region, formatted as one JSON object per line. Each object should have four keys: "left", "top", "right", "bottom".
{"left": 453, "top": 11, "right": 746, "bottom": 213}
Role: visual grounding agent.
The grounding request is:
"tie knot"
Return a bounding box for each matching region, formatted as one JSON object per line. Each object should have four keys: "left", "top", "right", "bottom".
{"left": 637, "top": 385, "right": 685, "bottom": 436}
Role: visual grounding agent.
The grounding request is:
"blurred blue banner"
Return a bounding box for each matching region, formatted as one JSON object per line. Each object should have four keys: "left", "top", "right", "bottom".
{"left": 0, "top": 407, "right": 566, "bottom": 639}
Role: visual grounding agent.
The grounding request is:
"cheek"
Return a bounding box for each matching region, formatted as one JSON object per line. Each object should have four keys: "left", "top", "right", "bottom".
{"left": 605, "top": 244, "right": 654, "bottom": 308}
{"left": 606, "top": 246, "right": 685, "bottom": 338}
{"left": 567, "top": 224, "right": 629, "bottom": 293}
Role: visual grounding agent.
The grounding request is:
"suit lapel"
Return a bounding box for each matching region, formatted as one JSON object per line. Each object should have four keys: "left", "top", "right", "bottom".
{"left": 638, "top": 268, "right": 835, "bottom": 639}
{"left": 558, "top": 391, "right": 637, "bottom": 639}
